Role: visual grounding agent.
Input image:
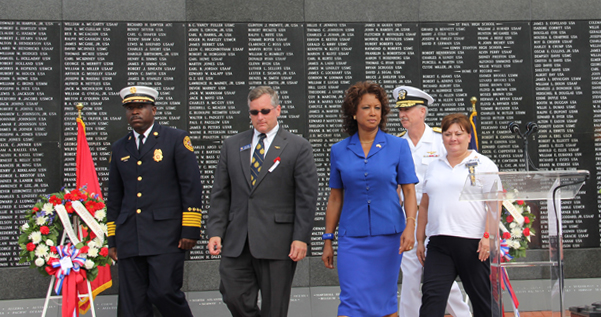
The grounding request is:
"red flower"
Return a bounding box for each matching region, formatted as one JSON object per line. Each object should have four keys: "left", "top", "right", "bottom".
{"left": 95, "top": 202, "right": 105, "bottom": 210}
{"left": 99, "top": 247, "right": 108, "bottom": 257}
{"left": 523, "top": 228, "right": 530, "bottom": 236}
{"left": 63, "top": 193, "right": 72, "bottom": 201}
{"left": 26, "top": 242, "right": 35, "bottom": 251}
{"left": 71, "top": 190, "right": 85, "bottom": 201}
{"left": 80, "top": 246, "right": 89, "bottom": 254}
{"left": 503, "top": 188, "right": 508, "bottom": 193}
{"left": 32, "top": 207, "right": 39, "bottom": 214}
{"left": 85, "top": 201, "right": 96, "bottom": 212}
{"left": 39, "top": 226, "right": 49, "bottom": 235}
{"left": 506, "top": 215, "right": 514, "bottom": 223}
{"left": 49, "top": 195, "right": 61, "bottom": 206}
{"left": 502, "top": 232, "right": 511, "bottom": 240}
{"left": 50, "top": 246, "right": 57, "bottom": 253}
{"left": 65, "top": 201, "right": 74, "bottom": 214}
{"left": 517, "top": 200, "right": 524, "bottom": 205}
{"left": 89, "top": 231, "right": 96, "bottom": 240}
{"left": 524, "top": 216, "right": 530, "bottom": 224}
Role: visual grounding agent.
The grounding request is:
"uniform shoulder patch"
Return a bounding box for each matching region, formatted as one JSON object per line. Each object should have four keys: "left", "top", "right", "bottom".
{"left": 432, "top": 127, "right": 442, "bottom": 133}
{"left": 397, "top": 131, "right": 407, "bottom": 137}
{"left": 183, "top": 136, "right": 194, "bottom": 152}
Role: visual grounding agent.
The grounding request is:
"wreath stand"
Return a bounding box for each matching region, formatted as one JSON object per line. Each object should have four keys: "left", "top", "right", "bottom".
{"left": 41, "top": 218, "right": 97, "bottom": 317}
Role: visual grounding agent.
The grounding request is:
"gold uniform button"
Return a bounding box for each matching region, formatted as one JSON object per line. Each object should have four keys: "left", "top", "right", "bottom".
{"left": 188, "top": 207, "right": 192, "bottom": 211}
{"left": 137, "top": 176, "right": 142, "bottom": 181}
{"left": 137, "top": 161, "right": 142, "bottom": 165}
{"left": 136, "top": 209, "right": 141, "bottom": 214}
{"left": 137, "top": 192, "right": 142, "bottom": 197}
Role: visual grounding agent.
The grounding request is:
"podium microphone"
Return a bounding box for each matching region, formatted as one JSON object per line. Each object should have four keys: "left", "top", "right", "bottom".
{"left": 525, "top": 122, "right": 538, "bottom": 136}
{"left": 508, "top": 122, "right": 523, "bottom": 138}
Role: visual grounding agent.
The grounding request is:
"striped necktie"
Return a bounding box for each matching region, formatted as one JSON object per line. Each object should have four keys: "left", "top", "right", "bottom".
{"left": 250, "top": 133, "right": 266, "bottom": 187}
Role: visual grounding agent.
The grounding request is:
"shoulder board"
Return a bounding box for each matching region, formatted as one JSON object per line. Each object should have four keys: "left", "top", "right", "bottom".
{"left": 432, "top": 127, "right": 442, "bottom": 133}
{"left": 397, "top": 131, "right": 407, "bottom": 137}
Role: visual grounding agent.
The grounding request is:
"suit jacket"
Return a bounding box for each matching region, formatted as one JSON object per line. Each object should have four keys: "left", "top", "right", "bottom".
{"left": 329, "top": 129, "right": 418, "bottom": 237}
{"left": 107, "top": 124, "right": 203, "bottom": 259}
{"left": 207, "top": 128, "right": 318, "bottom": 260}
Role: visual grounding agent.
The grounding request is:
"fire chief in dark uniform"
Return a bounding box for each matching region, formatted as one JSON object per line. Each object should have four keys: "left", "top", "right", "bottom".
{"left": 107, "top": 86, "right": 202, "bottom": 317}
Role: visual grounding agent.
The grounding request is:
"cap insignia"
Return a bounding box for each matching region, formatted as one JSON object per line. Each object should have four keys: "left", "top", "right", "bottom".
{"left": 397, "top": 89, "right": 407, "bottom": 101}
{"left": 130, "top": 87, "right": 137, "bottom": 94}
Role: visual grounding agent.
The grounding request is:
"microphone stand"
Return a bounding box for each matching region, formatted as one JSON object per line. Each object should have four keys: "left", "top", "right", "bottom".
{"left": 523, "top": 135, "right": 530, "bottom": 172}
{"left": 508, "top": 122, "right": 538, "bottom": 171}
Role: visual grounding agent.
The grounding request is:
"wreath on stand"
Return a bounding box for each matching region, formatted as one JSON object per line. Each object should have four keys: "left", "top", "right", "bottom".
{"left": 500, "top": 191, "right": 537, "bottom": 261}
{"left": 18, "top": 188, "right": 113, "bottom": 283}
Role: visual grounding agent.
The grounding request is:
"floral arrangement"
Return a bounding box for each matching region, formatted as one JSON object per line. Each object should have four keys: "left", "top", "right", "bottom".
{"left": 18, "top": 188, "right": 112, "bottom": 282}
{"left": 500, "top": 191, "right": 537, "bottom": 260}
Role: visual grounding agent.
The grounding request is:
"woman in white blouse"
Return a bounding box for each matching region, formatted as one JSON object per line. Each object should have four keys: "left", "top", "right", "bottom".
{"left": 416, "top": 113, "right": 499, "bottom": 317}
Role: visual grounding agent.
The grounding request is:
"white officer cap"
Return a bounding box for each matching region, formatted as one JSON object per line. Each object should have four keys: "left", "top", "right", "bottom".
{"left": 392, "top": 86, "right": 435, "bottom": 108}
{"left": 119, "top": 86, "right": 159, "bottom": 106}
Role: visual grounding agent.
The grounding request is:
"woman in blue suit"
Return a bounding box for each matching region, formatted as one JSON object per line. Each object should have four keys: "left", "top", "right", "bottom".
{"left": 321, "top": 81, "right": 419, "bottom": 317}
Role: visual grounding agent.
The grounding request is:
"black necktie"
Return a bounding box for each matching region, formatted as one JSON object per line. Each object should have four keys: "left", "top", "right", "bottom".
{"left": 138, "top": 134, "right": 145, "bottom": 154}
{"left": 250, "top": 133, "right": 266, "bottom": 187}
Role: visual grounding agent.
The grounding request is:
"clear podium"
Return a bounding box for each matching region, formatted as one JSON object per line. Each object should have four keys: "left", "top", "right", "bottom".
{"left": 460, "top": 170, "right": 589, "bottom": 317}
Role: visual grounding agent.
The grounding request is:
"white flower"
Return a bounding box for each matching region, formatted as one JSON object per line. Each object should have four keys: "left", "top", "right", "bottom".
{"left": 35, "top": 216, "right": 48, "bottom": 226}
{"left": 509, "top": 222, "right": 517, "bottom": 229}
{"left": 511, "top": 227, "right": 523, "bottom": 238}
{"left": 94, "top": 209, "right": 106, "bottom": 221}
{"left": 84, "top": 259, "right": 95, "bottom": 270}
{"left": 87, "top": 240, "right": 97, "bottom": 249}
{"left": 508, "top": 239, "right": 521, "bottom": 249}
{"left": 21, "top": 223, "right": 29, "bottom": 231}
{"left": 29, "top": 231, "right": 42, "bottom": 244}
{"left": 88, "top": 247, "right": 99, "bottom": 258}
{"left": 34, "top": 257, "right": 45, "bottom": 267}
{"left": 98, "top": 223, "right": 108, "bottom": 235}
{"left": 35, "top": 244, "right": 49, "bottom": 258}
{"left": 42, "top": 203, "right": 54, "bottom": 214}
{"left": 45, "top": 239, "right": 54, "bottom": 247}
{"left": 93, "top": 238, "right": 103, "bottom": 247}
{"left": 526, "top": 205, "right": 531, "bottom": 212}
{"left": 516, "top": 205, "right": 524, "bottom": 214}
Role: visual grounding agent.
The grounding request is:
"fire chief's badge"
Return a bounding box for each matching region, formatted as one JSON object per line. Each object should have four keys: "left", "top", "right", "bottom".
{"left": 153, "top": 149, "right": 163, "bottom": 162}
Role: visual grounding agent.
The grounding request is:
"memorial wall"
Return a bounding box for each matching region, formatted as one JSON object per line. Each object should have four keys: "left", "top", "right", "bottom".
{"left": 0, "top": 20, "right": 599, "bottom": 270}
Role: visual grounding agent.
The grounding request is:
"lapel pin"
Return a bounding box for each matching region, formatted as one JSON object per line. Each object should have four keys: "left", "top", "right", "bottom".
{"left": 376, "top": 144, "right": 382, "bottom": 148}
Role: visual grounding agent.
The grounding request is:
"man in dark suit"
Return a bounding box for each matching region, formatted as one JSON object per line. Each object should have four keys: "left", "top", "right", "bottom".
{"left": 107, "top": 86, "right": 203, "bottom": 317}
{"left": 207, "top": 86, "right": 318, "bottom": 317}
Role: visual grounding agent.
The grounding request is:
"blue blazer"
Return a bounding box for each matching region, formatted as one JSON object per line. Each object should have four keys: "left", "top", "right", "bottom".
{"left": 330, "top": 129, "right": 418, "bottom": 237}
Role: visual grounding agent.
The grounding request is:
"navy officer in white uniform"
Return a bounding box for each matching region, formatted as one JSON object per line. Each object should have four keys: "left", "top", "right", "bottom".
{"left": 395, "top": 86, "right": 471, "bottom": 317}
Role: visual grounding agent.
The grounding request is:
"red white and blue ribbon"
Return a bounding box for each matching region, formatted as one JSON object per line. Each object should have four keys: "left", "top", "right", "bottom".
{"left": 46, "top": 244, "right": 86, "bottom": 295}
{"left": 499, "top": 238, "right": 519, "bottom": 317}
{"left": 45, "top": 243, "right": 87, "bottom": 317}
{"left": 500, "top": 239, "right": 514, "bottom": 262}
{"left": 502, "top": 266, "right": 520, "bottom": 317}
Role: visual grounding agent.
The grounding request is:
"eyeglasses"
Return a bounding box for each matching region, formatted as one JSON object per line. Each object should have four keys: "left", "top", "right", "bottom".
{"left": 249, "top": 108, "right": 273, "bottom": 116}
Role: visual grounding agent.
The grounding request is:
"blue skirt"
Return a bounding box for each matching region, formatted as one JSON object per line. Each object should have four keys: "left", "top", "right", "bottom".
{"left": 337, "top": 232, "right": 403, "bottom": 317}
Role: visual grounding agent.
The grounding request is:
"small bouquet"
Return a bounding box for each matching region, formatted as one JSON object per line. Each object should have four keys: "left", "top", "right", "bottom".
{"left": 500, "top": 189, "right": 537, "bottom": 261}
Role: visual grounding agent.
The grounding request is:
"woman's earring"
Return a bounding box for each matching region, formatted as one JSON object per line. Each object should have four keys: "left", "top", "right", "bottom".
{"left": 353, "top": 115, "right": 356, "bottom": 120}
